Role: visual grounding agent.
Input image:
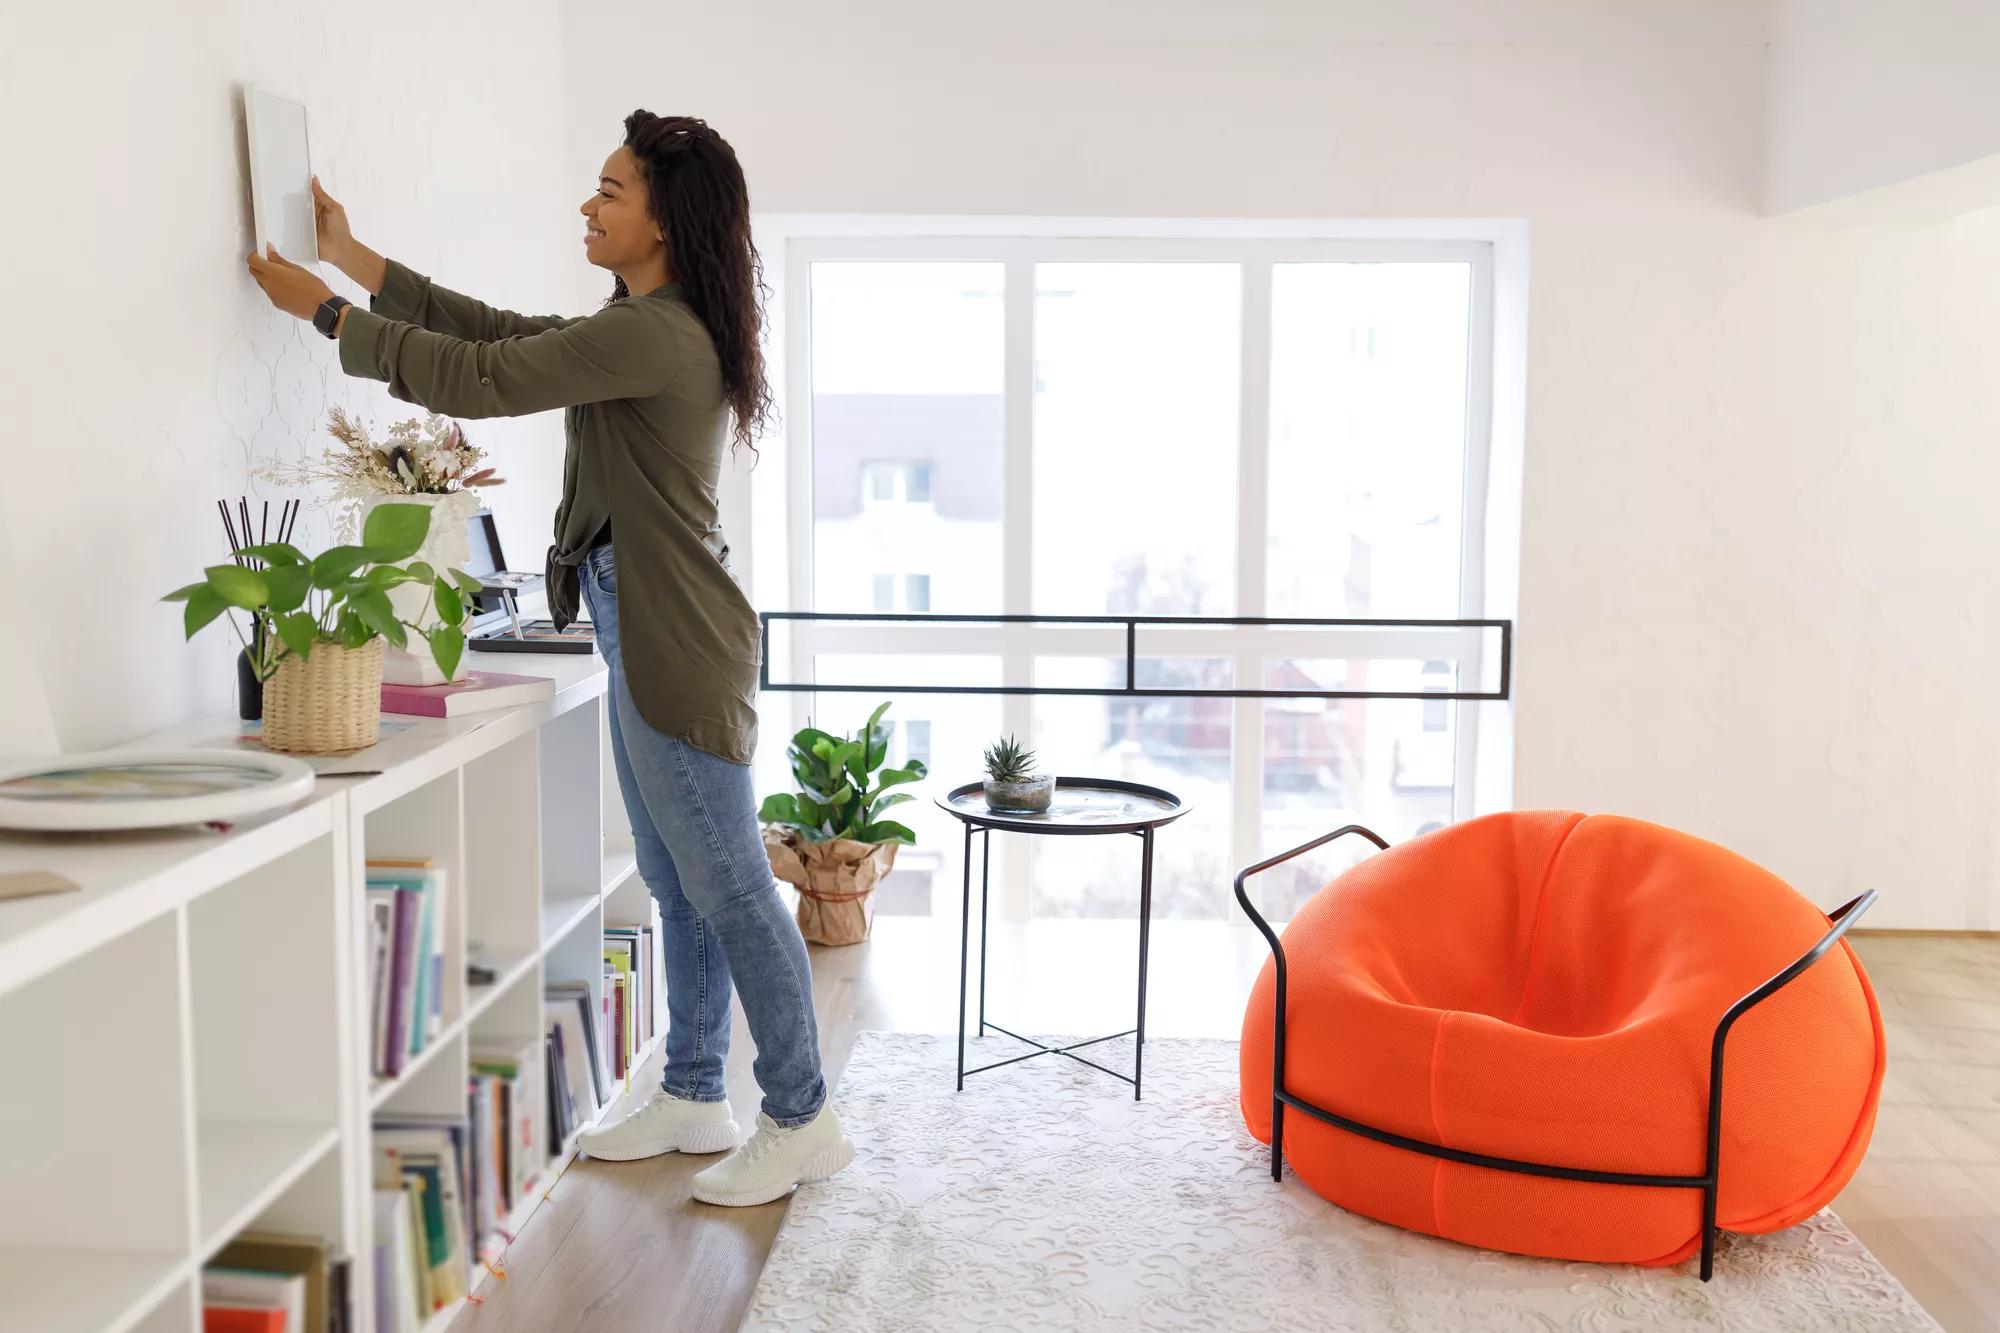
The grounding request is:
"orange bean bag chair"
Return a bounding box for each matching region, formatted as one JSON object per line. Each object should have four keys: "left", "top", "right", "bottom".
{"left": 1240, "top": 811, "right": 1884, "bottom": 1269}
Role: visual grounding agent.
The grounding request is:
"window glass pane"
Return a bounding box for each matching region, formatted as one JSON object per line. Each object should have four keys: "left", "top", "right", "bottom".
{"left": 1260, "top": 658, "right": 1455, "bottom": 922}
{"left": 812, "top": 263, "right": 1003, "bottom": 613}
{"left": 1267, "top": 262, "right": 1470, "bottom": 618}
{"left": 906, "top": 574, "right": 931, "bottom": 613}
{"left": 1029, "top": 657, "right": 1235, "bottom": 920}
{"left": 800, "top": 655, "right": 1003, "bottom": 916}
{"left": 871, "top": 574, "right": 893, "bottom": 612}
{"left": 1032, "top": 263, "right": 1240, "bottom": 615}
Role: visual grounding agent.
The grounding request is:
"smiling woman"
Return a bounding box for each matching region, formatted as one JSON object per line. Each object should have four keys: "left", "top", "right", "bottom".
{"left": 243, "top": 109, "right": 853, "bottom": 1210}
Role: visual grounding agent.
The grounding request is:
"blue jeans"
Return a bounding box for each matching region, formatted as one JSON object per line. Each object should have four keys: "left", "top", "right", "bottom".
{"left": 581, "top": 542, "right": 827, "bottom": 1128}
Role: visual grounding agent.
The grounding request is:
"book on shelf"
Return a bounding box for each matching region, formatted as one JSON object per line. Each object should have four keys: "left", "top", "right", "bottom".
{"left": 202, "top": 1308, "right": 286, "bottom": 1333}
{"left": 201, "top": 1265, "right": 304, "bottom": 1333}
{"left": 381, "top": 669, "right": 556, "bottom": 718}
{"left": 365, "top": 860, "right": 447, "bottom": 1079}
{"left": 370, "top": 1187, "right": 429, "bottom": 1333}
{"left": 364, "top": 892, "right": 396, "bottom": 1076}
{"left": 472, "top": 1035, "right": 548, "bottom": 1212}
{"left": 205, "top": 1230, "right": 338, "bottom": 1333}
{"left": 603, "top": 923, "right": 657, "bottom": 1052}
{"left": 372, "top": 1118, "right": 473, "bottom": 1310}
{"left": 544, "top": 989, "right": 602, "bottom": 1134}
{"left": 545, "top": 981, "right": 609, "bottom": 1108}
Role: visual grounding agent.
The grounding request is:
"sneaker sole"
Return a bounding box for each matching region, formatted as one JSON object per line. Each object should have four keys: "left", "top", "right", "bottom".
{"left": 580, "top": 1118, "right": 741, "bottom": 1162}
{"left": 689, "top": 1135, "right": 856, "bottom": 1207}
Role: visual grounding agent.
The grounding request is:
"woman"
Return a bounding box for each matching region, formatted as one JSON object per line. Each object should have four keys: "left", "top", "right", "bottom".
{"left": 247, "top": 111, "right": 852, "bottom": 1208}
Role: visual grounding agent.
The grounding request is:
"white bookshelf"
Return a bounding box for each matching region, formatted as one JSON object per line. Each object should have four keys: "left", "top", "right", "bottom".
{"left": 0, "top": 649, "right": 661, "bottom": 1333}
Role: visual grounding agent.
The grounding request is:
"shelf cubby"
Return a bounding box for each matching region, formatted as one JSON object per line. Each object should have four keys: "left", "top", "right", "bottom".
{"left": 186, "top": 835, "right": 343, "bottom": 1254}
{"left": 0, "top": 912, "right": 191, "bottom": 1333}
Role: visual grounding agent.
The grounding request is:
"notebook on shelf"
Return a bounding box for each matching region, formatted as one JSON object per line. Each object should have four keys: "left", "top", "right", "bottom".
{"left": 381, "top": 670, "right": 555, "bottom": 718}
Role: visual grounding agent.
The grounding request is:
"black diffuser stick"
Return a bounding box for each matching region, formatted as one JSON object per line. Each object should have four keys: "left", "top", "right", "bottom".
{"left": 261, "top": 500, "right": 269, "bottom": 547}
{"left": 240, "top": 498, "right": 253, "bottom": 558}
{"left": 218, "top": 499, "right": 242, "bottom": 566}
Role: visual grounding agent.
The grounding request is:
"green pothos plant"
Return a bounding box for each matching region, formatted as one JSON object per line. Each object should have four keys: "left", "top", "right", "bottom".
{"left": 163, "top": 502, "right": 481, "bottom": 682}
{"left": 758, "top": 702, "right": 927, "bottom": 845}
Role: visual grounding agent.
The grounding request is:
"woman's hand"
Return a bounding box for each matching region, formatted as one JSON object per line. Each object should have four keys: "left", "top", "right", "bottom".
{"left": 246, "top": 244, "right": 335, "bottom": 322}
{"left": 312, "top": 175, "right": 355, "bottom": 266}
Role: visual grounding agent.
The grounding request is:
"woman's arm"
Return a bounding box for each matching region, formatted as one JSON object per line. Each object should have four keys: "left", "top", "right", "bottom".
{"left": 316, "top": 177, "right": 577, "bottom": 340}
{"left": 336, "top": 299, "right": 677, "bottom": 419}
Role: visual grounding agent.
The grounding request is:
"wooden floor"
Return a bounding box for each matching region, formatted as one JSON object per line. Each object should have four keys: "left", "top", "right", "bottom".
{"left": 450, "top": 920, "right": 2000, "bottom": 1333}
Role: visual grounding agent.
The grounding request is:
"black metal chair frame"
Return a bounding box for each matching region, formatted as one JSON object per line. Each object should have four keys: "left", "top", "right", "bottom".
{"left": 1233, "top": 824, "right": 1877, "bottom": 1282}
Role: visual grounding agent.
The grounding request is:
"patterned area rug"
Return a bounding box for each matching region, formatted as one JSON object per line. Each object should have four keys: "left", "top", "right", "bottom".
{"left": 745, "top": 1032, "right": 1936, "bottom": 1331}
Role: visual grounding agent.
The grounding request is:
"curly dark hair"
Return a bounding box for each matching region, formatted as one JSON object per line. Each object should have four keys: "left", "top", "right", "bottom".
{"left": 605, "top": 111, "right": 773, "bottom": 454}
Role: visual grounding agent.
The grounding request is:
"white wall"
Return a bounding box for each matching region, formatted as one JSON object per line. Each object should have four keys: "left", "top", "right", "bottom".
{"left": 564, "top": 0, "right": 2000, "bottom": 929}
{"left": 0, "top": 0, "right": 579, "bottom": 752}
{"left": 1767, "top": 0, "right": 2000, "bottom": 215}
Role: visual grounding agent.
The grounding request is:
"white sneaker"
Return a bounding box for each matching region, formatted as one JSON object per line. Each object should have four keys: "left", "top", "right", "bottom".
{"left": 578, "top": 1091, "right": 740, "bottom": 1162}
{"left": 689, "top": 1104, "right": 855, "bottom": 1207}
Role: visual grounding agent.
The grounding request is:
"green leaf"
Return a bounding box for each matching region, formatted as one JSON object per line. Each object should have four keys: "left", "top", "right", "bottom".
{"left": 449, "top": 567, "right": 483, "bottom": 597}
{"left": 796, "top": 793, "right": 829, "bottom": 827}
{"left": 759, "top": 793, "right": 804, "bottom": 825}
{"left": 862, "top": 701, "right": 891, "bottom": 767}
{"left": 263, "top": 563, "right": 312, "bottom": 614}
{"left": 868, "top": 792, "right": 915, "bottom": 819}
{"left": 338, "top": 608, "right": 371, "bottom": 650}
{"left": 311, "top": 545, "right": 373, "bottom": 589}
{"left": 204, "top": 563, "right": 269, "bottom": 610}
{"left": 238, "top": 542, "right": 305, "bottom": 566}
{"left": 183, "top": 585, "right": 227, "bottom": 637}
{"left": 828, "top": 786, "right": 853, "bottom": 808}
{"left": 874, "top": 762, "right": 926, "bottom": 792}
{"left": 361, "top": 502, "right": 431, "bottom": 561}
{"left": 405, "top": 560, "right": 436, "bottom": 584}
{"left": 349, "top": 588, "right": 406, "bottom": 649}
{"left": 161, "top": 581, "right": 206, "bottom": 603}
{"left": 855, "top": 819, "right": 917, "bottom": 845}
{"left": 364, "top": 564, "right": 415, "bottom": 588}
{"left": 426, "top": 623, "right": 465, "bottom": 681}
{"left": 275, "top": 610, "right": 318, "bottom": 662}
{"left": 433, "top": 578, "right": 464, "bottom": 626}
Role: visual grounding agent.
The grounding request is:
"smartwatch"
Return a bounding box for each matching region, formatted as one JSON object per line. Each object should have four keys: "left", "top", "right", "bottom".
{"left": 313, "top": 295, "right": 353, "bottom": 340}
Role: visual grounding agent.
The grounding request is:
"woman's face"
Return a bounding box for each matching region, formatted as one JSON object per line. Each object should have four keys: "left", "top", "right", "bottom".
{"left": 580, "top": 146, "right": 662, "bottom": 272}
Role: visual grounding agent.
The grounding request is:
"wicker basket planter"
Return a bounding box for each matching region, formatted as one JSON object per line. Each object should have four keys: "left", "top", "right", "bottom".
{"left": 262, "top": 639, "right": 384, "bottom": 755}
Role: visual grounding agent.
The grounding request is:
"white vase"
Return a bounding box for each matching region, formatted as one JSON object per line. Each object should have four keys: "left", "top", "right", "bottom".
{"left": 360, "top": 491, "right": 482, "bottom": 686}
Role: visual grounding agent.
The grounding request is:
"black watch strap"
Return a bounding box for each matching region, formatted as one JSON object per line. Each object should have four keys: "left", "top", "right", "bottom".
{"left": 313, "top": 295, "right": 353, "bottom": 340}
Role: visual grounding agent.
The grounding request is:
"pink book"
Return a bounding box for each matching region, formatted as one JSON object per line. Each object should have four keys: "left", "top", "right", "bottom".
{"left": 381, "top": 670, "right": 555, "bottom": 718}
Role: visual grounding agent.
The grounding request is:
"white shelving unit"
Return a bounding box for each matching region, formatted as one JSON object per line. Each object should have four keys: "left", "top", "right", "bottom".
{"left": 0, "top": 650, "right": 659, "bottom": 1333}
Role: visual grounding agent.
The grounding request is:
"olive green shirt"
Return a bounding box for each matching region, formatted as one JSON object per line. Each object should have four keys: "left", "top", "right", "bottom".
{"left": 338, "top": 258, "right": 761, "bottom": 764}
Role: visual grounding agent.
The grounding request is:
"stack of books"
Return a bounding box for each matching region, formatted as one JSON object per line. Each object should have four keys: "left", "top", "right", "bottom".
{"left": 369, "top": 1032, "right": 541, "bottom": 1333}
{"left": 543, "top": 984, "right": 604, "bottom": 1152}
{"left": 370, "top": 1116, "right": 471, "bottom": 1332}
{"left": 381, "top": 669, "right": 555, "bottom": 719}
{"left": 201, "top": 1232, "right": 350, "bottom": 1332}
{"left": 471, "top": 1036, "right": 548, "bottom": 1225}
{"left": 601, "top": 923, "right": 657, "bottom": 1087}
{"left": 364, "top": 859, "right": 447, "bottom": 1080}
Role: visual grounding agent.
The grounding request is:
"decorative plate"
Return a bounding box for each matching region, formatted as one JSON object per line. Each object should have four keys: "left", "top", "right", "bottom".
{"left": 0, "top": 749, "right": 316, "bottom": 831}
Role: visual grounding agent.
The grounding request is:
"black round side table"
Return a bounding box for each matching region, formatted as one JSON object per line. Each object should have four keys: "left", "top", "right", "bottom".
{"left": 935, "top": 777, "right": 1190, "bottom": 1100}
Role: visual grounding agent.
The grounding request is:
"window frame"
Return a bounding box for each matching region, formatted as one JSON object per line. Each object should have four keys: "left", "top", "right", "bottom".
{"left": 780, "top": 232, "right": 1499, "bottom": 918}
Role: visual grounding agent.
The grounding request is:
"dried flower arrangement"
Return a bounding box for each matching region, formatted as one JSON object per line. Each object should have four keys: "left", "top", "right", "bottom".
{"left": 254, "top": 406, "right": 505, "bottom": 506}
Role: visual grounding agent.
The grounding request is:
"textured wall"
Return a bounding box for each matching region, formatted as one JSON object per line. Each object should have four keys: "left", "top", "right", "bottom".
{"left": 0, "top": 0, "right": 577, "bottom": 751}
{"left": 563, "top": 0, "right": 2000, "bottom": 928}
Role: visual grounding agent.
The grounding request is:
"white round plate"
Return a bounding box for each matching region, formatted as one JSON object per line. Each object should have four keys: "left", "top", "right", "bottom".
{"left": 0, "top": 749, "right": 316, "bottom": 832}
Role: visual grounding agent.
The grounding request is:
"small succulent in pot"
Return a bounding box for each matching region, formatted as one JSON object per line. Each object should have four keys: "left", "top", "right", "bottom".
{"left": 982, "top": 734, "right": 1055, "bottom": 813}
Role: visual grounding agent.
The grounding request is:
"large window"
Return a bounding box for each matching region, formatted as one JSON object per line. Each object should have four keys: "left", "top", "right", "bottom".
{"left": 785, "top": 238, "right": 1496, "bottom": 922}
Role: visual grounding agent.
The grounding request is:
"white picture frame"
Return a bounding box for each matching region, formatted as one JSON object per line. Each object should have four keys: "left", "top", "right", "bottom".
{"left": 245, "top": 85, "right": 319, "bottom": 265}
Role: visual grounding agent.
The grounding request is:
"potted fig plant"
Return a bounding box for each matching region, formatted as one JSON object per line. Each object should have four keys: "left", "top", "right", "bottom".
{"left": 758, "top": 702, "right": 926, "bottom": 946}
{"left": 982, "top": 735, "right": 1054, "bottom": 813}
{"left": 164, "top": 503, "right": 481, "bottom": 755}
